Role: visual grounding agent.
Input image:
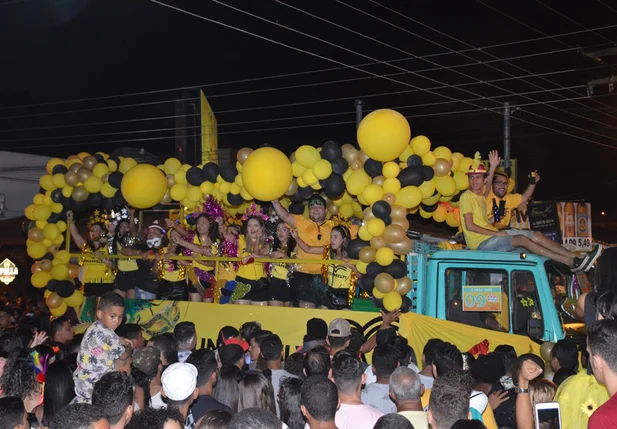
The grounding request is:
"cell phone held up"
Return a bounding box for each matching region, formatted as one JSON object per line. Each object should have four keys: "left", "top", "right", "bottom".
{"left": 529, "top": 170, "right": 538, "bottom": 185}
{"left": 534, "top": 402, "right": 561, "bottom": 429}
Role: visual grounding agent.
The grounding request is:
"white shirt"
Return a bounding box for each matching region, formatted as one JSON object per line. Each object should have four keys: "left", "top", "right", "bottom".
{"left": 151, "top": 391, "right": 166, "bottom": 409}
{"left": 270, "top": 369, "right": 299, "bottom": 416}
{"left": 303, "top": 403, "right": 383, "bottom": 429}
{"left": 361, "top": 382, "right": 397, "bottom": 414}
{"left": 363, "top": 362, "right": 422, "bottom": 385}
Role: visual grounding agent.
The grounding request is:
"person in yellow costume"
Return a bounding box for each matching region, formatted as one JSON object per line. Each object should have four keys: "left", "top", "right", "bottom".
{"left": 67, "top": 210, "right": 114, "bottom": 297}
{"left": 108, "top": 208, "right": 138, "bottom": 298}
{"left": 269, "top": 221, "right": 297, "bottom": 307}
{"left": 157, "top": 228, "right": 189, "bottom": 301}
{"left": 292, "top": 225, "right": 359, "bottom": 310}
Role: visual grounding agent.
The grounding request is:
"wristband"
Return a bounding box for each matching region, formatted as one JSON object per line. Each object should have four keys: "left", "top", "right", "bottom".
{"left": 515, "top": 387, "right": 529, "bottom": 394}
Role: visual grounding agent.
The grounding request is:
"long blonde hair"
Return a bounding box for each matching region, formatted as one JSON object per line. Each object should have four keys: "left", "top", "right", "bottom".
{"left": 530, "top": 379, "right": 557, "bottom": 407}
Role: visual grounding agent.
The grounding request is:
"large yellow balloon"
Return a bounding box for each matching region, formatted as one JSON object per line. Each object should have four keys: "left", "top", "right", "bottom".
{"left": 51, "top": 263, "right": 69, "bottom": 281}
{"left": 27, "top": 242, "right": 47, "bottom": 259}
{"left": 376, "top": 247, "right": 395, "bottom": 266}
{"left": 346, "top": 169, "right": 371, "bottom": 196}
{"left": 396, "top": 186, "right": 422, "bottom": 209}
{"left": 31, "top": 271, "right": 51, "bottom": 288}
{"left": 121, "top": 164, "right": 168, "bottom": 209}
{"left": 410, "top": 135, "right": 431, "bottom": 156}
{"left": 435, "top": 176, "right": 456, "bottom": 197}
{"left": 64, "top": 289, "right": 84, "bottom": 308}
{"left": 383, "top": 291, "right": 403, "bottom": 311}
{"left": 242, "top": 147, "right": 293, "bottom": 201}
{"left": 357, "top": 109, "right": 411, "bottom": 161}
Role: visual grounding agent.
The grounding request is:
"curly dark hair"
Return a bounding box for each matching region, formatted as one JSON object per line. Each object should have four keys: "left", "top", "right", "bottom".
{"left": 0, "top": 354, "right": 37, "bottom": 400}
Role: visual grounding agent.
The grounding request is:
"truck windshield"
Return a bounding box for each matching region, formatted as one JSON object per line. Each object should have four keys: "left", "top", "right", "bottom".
{"left": 544, "top": 261, "right": 591, "bottom": 323}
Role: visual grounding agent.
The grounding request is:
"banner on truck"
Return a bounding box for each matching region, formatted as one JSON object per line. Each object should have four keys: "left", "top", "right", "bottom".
{"left": 77, "top": 299, "right": 540, "bottom": 363}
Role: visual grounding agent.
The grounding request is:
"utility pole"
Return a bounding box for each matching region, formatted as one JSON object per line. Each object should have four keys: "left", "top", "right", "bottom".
{"left": 503, "top": 102, "right": 511, "bottom": 177}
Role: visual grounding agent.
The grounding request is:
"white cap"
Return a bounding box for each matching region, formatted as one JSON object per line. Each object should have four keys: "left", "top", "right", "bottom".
{"left": 161, "top": 362, "right": 198, "bottom": 401}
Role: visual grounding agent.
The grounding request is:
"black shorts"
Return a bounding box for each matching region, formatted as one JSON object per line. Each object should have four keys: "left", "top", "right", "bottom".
{"left": 158, "top": 280, "right": 188, "bottom": 301}
{"left": 237, "top": 276, "right": 269, "bottom": 302}
{"left": 269, "top": 278, "right": 291, "bottom": 302}
{"left": 291, "top": 272, "right": 327, "bottom": 306}
{"left": 114, "top": 270, "right": 138, "bottom": 292}
{"left": 326, "top": 287, "right": 350, "bottom": 310}
{"left": 82, "top": 282, "right": 113, "bottom": 297}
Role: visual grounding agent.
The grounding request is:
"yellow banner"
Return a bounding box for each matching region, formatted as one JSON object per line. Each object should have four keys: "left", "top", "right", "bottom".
{"left": 77, "top": 299, "right": 539, "bottom": 362}
{"left": 200, "top": 90, "right": 218, "bottom": 164}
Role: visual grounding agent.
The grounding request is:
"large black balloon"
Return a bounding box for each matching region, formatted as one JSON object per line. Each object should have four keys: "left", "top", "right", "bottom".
{"left": 364, "top": 159, "right": 383, "bottom": 178}
{"left": 321, "top": 140, "right": 342, "bottom": 162}
{"left": 298, "top": 186, "right": 313, "bottom": 200}
{"left": 56, "top": 281, "right": 76, "bottom": 298}
{"left": 52, "top": 165, "right": 68, "bottom": 175}
{"left": 220, "top": 164, "right": 238, "bottom": 183}
{"left": 400, "top": 296, "right": 413, "bottom": 313}
{"left": 88, "top": 193, "right": 103, "bottom": 207}
{"left": 421, "top": 165, "right": 435, "bottom": 181}
{"left": 421, "top": 203, "right": 437, "bottom": 213}
{"left": 398, "top": 167, "right": 423, "bottom": 187}
{"left": 108, "top": 171, "right": 123, "bottom": 189}
{"left": 113, "top": 191, "right": 127, "bottom": 207}
{"left": 331, "top": 158, "right": 349, "bottom": 175}
{"left": 371, "top": 200, "right": 391, "bottom": 221}
{"left": 51, "top": 189, "right": 63, "bottom": 203}
{"left": 102, "top": 198, "right": 115, "bottom": 211}
{"left": 347, "top": 238, "right": 369, "bottom": 260}
{"left": 227, "top": 193, "right": 243, "bottom": 206}
{"left": 371, "top": 296, "right": 384, "bottom": 310}
{"left": 93, "top": 153, "right": 106, "bottom": 163}
{"left": 324, "top": 174, "right": 345, "bottom": 199}
{"left": 186, "top": 167, "right": 203, "bottom": 186}
{"left": 202, "top": 162, "right": 220, "bottom": 183}
{"left": 289, "top": 203, "right": 305, "bottom": 215}
{"left": 366, "top": 261, "right": 384, "bottom": 277}
{"left": 385, "top": 259, "right": 407, "bottom": 278}
{"left": 358, "top": 275, "right": 375, "bottom": 292}
{"left": 407, "top": 155, "right": 423, "bottom": 168}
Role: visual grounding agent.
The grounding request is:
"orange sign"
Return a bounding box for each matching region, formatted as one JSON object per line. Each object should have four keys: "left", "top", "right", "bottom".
{"left": 462, "top": 285, "right": 502, "bottom": 312}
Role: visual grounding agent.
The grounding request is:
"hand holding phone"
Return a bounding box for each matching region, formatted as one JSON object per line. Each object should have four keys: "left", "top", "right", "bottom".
{"left": 534, "top": 402, "right": 561, "bottom": 429}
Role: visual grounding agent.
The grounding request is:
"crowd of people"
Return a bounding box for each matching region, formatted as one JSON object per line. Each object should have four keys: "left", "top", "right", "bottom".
{"left": 67, "top": 194, "right": 361, "bottom": 309}
{"left": 0, "top": 286, "right": 616, "bottom": 429}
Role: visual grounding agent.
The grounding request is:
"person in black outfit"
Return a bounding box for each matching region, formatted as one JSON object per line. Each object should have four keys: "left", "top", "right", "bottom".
{"left": 187, "top": 349, "right": 232, "bottom": 423}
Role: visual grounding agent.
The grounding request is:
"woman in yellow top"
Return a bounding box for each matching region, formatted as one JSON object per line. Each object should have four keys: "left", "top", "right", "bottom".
{"left": 66, "top": 210, "right": 114, "bottom": 297}
{"left": 167, "top": 214, "right": 219, "bottom": 303}
{"left": 108, "top": 208, "right": 138, "bottom": 298}
{"left": 269, "top": 221, "right": 297, "bottom": 307}
{"left": 292, "top": 225, "right": 359, "bottom": 309}
{"left": 157, "top": 228, "right": 190, "bottom": 301}
{"left": 234, "top": 215, "right": 270, "bottom": 306}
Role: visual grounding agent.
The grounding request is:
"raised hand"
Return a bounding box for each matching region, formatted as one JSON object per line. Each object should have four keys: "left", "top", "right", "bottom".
{"left": 488, "top": 150, "right": 501, "bottom": 168}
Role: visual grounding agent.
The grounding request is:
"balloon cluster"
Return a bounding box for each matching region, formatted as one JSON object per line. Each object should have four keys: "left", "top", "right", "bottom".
{"left": 24, "top": 108, "right": 480, "bottom": 313}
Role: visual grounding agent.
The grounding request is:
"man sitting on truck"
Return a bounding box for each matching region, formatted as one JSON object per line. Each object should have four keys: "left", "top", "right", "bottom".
{"left": 459, "top": 154, "right": 601, "bottom": 273}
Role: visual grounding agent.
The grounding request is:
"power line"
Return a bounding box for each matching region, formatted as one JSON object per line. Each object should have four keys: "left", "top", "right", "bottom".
{"left": 597, "top": 0, "right": 617, "bottom": 14}
{"left": 535, "top": 1, "right": 612, "bottom": 44}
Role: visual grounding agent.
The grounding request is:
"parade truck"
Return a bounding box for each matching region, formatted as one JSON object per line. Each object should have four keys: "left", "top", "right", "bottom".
{"left": 354, "top": 234, "right": 588, "bottom": 344}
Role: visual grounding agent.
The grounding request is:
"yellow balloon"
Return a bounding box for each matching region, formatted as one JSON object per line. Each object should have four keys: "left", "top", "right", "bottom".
{"left": 31, "top": 271, "right": 52, "bottom": 288}
{"left": 57, "top": 220, "right": 67, "bottom": 233}
{"left": 219, "top": 182, "right": 231, "bottom": 194}
{"left": 118, "top": 157, "right": 137, "bottom": 174}
{"left": 52, "top": 203, "right": 63, "bottom": 214}
{"left": 418, "top": 179, "right": 436, "bottom": 199}
{"left": 84, "top": 175, "right": 103, "bottom": 193}
{"left": 200, "top": 181, "right": 214, "bottom": 195}
{"left": 230, "top": 183, "right": 241, "bottom": 195}
{"left": 121, "top": 164, "right": 168, "bottom": 209}
{"left": 422, "top": 151, "right": 437, "bottom": 167}
{"left": 64, "top": 289, "right": 84, "bottom": 308}
{"left": 292, "top": 161, "right": 307, "bottom": 178}
{"left": 433, "top": 205, "right": 447, "bottom": 223}
{"left": 40, "top": 174, "right": 55, "bottom": 191}
{"left": 396, "top": 186, "right": 422, "bottom": 209}
{"left": 186, "top": 186, "right": 203, "bottom": 202}
{"left": 410, "top": 135, "right": 431, "bottom": 156}
{"left": 51, "top": 263, "right": 69, "bottom": 281}
{"left": 398, "top": 145, "right": 414, "bottom": 162}
{"left": 435, "top": 176, "right": 456, "bottom": 197}
{"left": 62, "top": 186, "right": 74, "bottom": 198}
{"left": 107, "top": 159, "right": 118, "bottom": 172}
{"left": 339, "top": 203, "right": 354, "bottom": 219}
{"left": 453, "top": 171, "right": 469, "bottom": 191}
{"left": 55, "top": 250, "right": 70, "bottom": 264}
{"left": 164, "top": 158, "right": 182, "bottom": 175}
{"left": 362, "top": 184, "right": 384, "bottom": 205}
{"left": 50, "top": 301, "right": 68, "bottom": 317}
{"left": 382, "top": 161, "right": 400, "bottom": 179}
{"left": 312, "top": 159, "right": 332, "bottom": 180}
{"left": 36, "top": 220, "right": 49, "bottom": 230}
{"left": 357, "top": 109, "right": 411, "bottom": 161}
{"left": 52, "top": 173, "right": 66, "bottom": 189}
{"left": 451, "top": 156, "right": 460, "bottom": 172}
{"left": 33, "top": 193, "right": 44, "bottom": 205}
{"left": 25, "top": 204, "right": 36, "bottom": 220}
{"left": 358, "top": 225, "right": 372, "bottom": 241}
{"left": 367, "top": 218, "right": 386, "bottom": 237}
{"left": 422, "top": 193, "right": 440, "bottom": 206}
{"left": 33, "top": 204, "right": 52, "bottom": 221}
{"left": 174, "top": 169, "right": 188, "bottom": 185}
{"left": 92, "top": 163, "right": 109, "bottom": 178}
{"left": 295, "top": 145, "right": 321, "bottom": 169}
{"left": 101, "top": 182, "right": 116, "bottom": 198}
{"left": 376, "top": 247, "right": 395, "bottom": 266}
{"left": 446, "top": 212, "right": 459, "bottom": 228}
{"left": 356, "top": 260, "right": 368, "bottom": 275}
{"left": 382, "top": 178, "right": 401, "bottom": 195}
{"left": 43, "top": 194, "right": 53, "bottom": 206}
{"left": 383, "top": 291, "right": 403, "bottom": 311}
{"left": 458, "top": 157, "right": 473, "bottom": 172}
{"left": 182, "top": 198, "right": 197, "bottom": 210}
{"left": 373, "top": 288, "right": 386, "bottom": 299}
{"left": 302, "top": 169, "right": 319, "bottom": 187}
{"left": 432, "top": 146, "right": 453, "bottom": 162}
{"left": 346, "top": 169, "right": 371, "bottom": 196}
{"left": 419, "top": 208, "right": 433, "bottom": 219}
{"left": 43, "top": 223, "right": 60, "bottom": 240}
{"left": 242, "top": 147, "right": 293, "bottom": 201}
{"left": 46, "top": 158, "right": 65, "bottom": 175}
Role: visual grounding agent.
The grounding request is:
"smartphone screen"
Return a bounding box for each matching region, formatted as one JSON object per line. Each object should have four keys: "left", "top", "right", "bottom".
{"left": 536, "top": 406, "right": 561, "bottom": 429}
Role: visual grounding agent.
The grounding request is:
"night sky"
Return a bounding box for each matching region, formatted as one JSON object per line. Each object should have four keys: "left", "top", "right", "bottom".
{"left": 1, "top": 0, "right": 617, "bottom": 227}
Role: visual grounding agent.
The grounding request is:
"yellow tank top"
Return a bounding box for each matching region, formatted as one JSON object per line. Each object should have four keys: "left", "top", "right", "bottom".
{"left": 116, "top": 241, "right": 138, "bottom": 272}
{"left": 191, "top": 234, "right": 217, "bottom": 272}
{"left": 236, "top": 235, "right": 265, "bottom": 280}
{"left": 80, "top": 244, "right": 114, "bottom": 284}
{"left": 270, "top": 248, "right": 295, "bottom": 280}
{"left": 158, "top": 247, "right": 187, "bottom": 282}
{"left": 326, "top": 264, "right": 352, "bottom": 289}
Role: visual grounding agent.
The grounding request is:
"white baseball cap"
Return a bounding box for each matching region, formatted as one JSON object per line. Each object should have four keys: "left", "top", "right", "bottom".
{"left": 161, "top": 362, "right": 198, "bottom": 401}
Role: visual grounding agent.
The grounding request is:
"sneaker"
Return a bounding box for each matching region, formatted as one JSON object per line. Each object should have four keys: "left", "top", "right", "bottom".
{"left": 571, "top": 257, "right": 586, "bottom": 273}
{"left": 582, "top": 244, "right": 604, "bottom": 272}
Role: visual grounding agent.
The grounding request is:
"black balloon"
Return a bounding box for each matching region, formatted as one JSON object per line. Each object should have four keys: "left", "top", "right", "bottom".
{"left": 71, "top": 200, "right": 87, "bottom": 212}
{"left": 186, "top": 167, "right": 203, "bottom": 186}
{"left": 108, "top": 172, "right": 123, "bottom": 189}
{"left": 450, "top": 193, "right": 460, "bottom": 203}
{"left": 220, "top": 164, "right": 238, "bottom": 183}
{"left": 366, "top": 261, "right": 384, "bottom": 277}
{"left": 88, "top": 193, "right": 103, "bottom": 207}
{"left": 186, "top": 215, "right": 196, "bottom": 226}
{"left": 22, "top": 220, "right": 35, "bottom": 233}
{"left": 372, "top": 200, "right": 392, "bottom": 221}
{"left": 202, "top": 162, "right": 220, "bottom": 183}
{"left": 47, "top": 280, "right": 57, "bottom": 292}
{"left": 227, "top": 193, "right": 243, "bottom": 206}
{"left": 102, "top": 198, "right": 115, "bottom": 211}
{"left": 51, "top": 189, "right": 63, "bottom": 203}
{"left": 400, "top": 296, "right": 413, "bottom": 313}
{"left": 289, "top": 203, "right": 305, "bottom": 215}
{"left": 347, "top": 238, "right": 370, "bottom": 260}
{"left": 399, "top": 167, "right": 423, "bottom": 187}
{"left": 298, "top": 186, "right": 313, "bottom": 200}
{"left": 109, "top": 156, "right": 121, "bottom": 167}
{"left": 113, "top": 191, "right": 127, "bottom": 207}
{"left": 321, "top": 140, "right": 342, "bottom": 162}
{"left": 407, "top": 155, "right": 423, "bottom": 168}
{"left": 47, "top": 214, "right": 59, "bottom": 223}
{"left": 364, "top": 159, "right": 383, "bottom": 178}
{"left": 56, "top": 281, "right": 76, "bottom": 298}
{"left": 331, "top": 158, "right": 349, "bottom": 175}
{"left": 385, "top": 259, "right": 407, "bottom": 278}
{"left": 290, "top": 192, "right": 305, "bottom": 203}
{"left": 324, "top": 174, "right": 345, "bottom": 199}
{"left": 421, "top": 165, "right": 435, "bottom": 181}
{"left": 52, "top": 165, "right": 68, "bottom": 175}
{"left": 358, "top": 275, "right": 375, "bottom": 292}
{"left": 93, "top": 153, "right": 106, "bottom": 163}
{"left": 421, "top": 203, "right": 437, "bottom": 213}
{"left": 42, "top": 253, "right": 54, "bottom": 261}
{"left": 371, "top": 296, "right": 384, "bottom": 310}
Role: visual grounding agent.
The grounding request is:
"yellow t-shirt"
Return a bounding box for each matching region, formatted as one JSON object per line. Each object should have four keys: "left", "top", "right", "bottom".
{"left": 236, "top": 235, "right": 266, "bottom": 280}
{"left": 326, "top": 264, "right": 352, "bottom": 289}
{"left": 292, "top": 214, "right": 333, "bottom": 274}
{"left": 80, "top": 245, "right": 114, "bottom": 284}
{"left": 493, "top": 291, "right": 510, "bottom": 332}
{"left": 460, "top": 190, "right": 498, "bottom": 250}
{"left": 191, "top": 235, "right": 216, "bottom": 272}
{"left": 116, "top": 242, "right": 138, "bottom": 272}
{"left": 485, "top": 190, "right": 523, "bottom": 230}
{"left": 421, "top": 388, "right": 498, "bottom": 429}
{"left": 159, "top": 247, "right": 186, "bottom": 282}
